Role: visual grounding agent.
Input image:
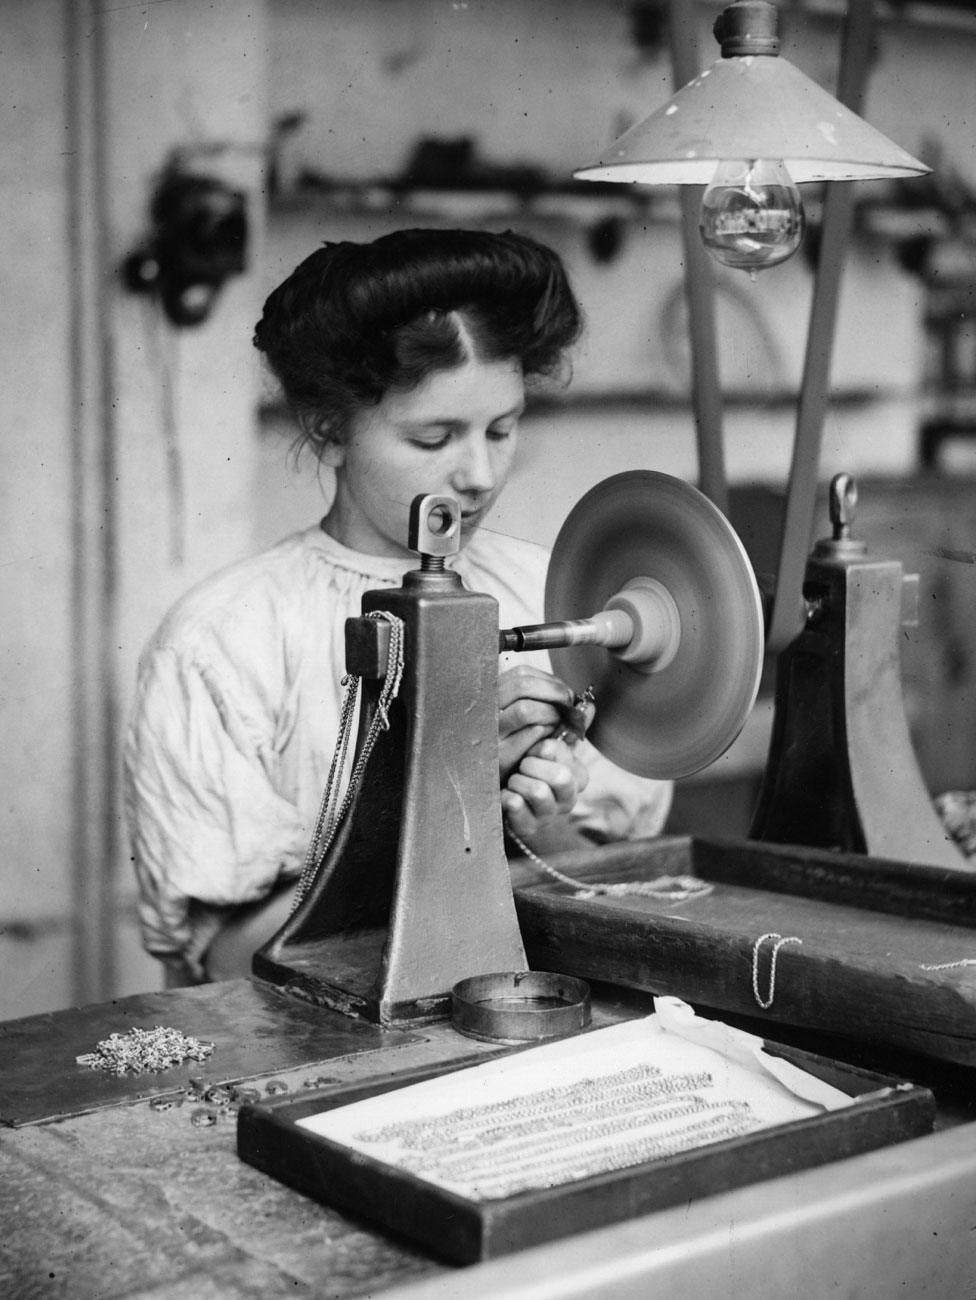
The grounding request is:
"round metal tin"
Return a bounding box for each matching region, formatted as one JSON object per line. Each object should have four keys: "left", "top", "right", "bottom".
{"left": 450, "top": 971, "right": 591, "bottom": 1045}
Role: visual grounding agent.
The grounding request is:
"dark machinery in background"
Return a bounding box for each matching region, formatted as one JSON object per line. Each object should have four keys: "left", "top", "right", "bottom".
{"left": 122, "top": 164, "right": 248, "bottom": 327}
{"left": 749, "top": 473, "right": 960, "bottom": 866}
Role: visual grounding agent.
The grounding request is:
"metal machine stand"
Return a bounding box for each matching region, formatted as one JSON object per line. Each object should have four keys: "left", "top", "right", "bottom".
{"left": 750, "top": 474, "right": 962, "bottom": 867}
{"left": 253, "top": 496, "right": 526, "bottom": 1026}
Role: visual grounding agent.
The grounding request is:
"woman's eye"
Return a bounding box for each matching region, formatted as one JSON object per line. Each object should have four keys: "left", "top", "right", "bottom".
{"left": 488, "top": 422, "right": 517, "bottom": 441}
{"left": 410, "top": 433, "right": 452, "bottom": 451}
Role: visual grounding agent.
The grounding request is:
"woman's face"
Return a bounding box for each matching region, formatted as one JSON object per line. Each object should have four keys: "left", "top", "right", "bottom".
{"left": 323, "top": 356, "right": 525, "bottom": 559}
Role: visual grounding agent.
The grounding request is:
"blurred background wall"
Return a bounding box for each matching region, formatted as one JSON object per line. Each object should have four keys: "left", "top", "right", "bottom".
{"left": 3, "top": 0, "right": 976, "bottom": 1018}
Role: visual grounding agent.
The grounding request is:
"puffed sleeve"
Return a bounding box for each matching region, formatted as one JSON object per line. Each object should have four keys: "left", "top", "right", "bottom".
{"left": 123, "top": 646, "right": 308, "bottom": 979}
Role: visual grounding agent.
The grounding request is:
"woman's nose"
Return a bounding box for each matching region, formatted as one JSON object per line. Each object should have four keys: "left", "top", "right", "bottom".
{"left": 451, "top": 434, "right": 496, "bottom": 494}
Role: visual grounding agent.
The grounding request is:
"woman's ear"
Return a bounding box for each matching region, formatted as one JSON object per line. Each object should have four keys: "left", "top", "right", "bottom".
{"left": 319, "top": 438, "right": 345, "bottom": 469}
{"left": 300, "top": 411, "right": 345, "bottom": 468}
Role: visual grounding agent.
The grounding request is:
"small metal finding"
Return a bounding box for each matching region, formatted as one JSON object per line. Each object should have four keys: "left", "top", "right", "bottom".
{"left": 231, "top": 1086, "right": 261, "bottom": 1104}
{"left": 556, "top": 686, "right": 596, "bottom": 744}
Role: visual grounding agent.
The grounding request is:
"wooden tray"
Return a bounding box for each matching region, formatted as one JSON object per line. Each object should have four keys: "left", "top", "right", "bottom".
{"left": 237, "top": 1038, "right": 933, "bottom": 1265}
{"left": 514, "top": 835, "right": 976, "bottom": 1067}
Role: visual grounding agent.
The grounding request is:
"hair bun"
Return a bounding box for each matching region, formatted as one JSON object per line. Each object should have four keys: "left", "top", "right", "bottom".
{"left": 252, "top": 228, "right": 581, "bottom": 460}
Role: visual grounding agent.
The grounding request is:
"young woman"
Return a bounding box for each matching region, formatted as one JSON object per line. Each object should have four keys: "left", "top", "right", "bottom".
{"left": 124, "top": 228, "right": 672, "bottom": 986}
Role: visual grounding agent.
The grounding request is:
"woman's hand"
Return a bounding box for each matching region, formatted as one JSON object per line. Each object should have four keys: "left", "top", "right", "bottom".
{"left": 498, "top": 665, "right": 575, "bottom": 782}
{"left": 501, "top": 734, "right": 590, "bottom": 841}
{"left": 497, "top": 665, "right": 592, "bottom": 840}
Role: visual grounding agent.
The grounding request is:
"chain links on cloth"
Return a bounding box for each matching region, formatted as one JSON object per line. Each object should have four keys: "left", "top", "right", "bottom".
{"left": 291, "top": 611, "right": 406, "bottom": 913}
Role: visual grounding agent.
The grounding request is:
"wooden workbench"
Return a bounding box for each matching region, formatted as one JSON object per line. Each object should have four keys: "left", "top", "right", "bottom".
{"left": 3, "top": 979, "right": 976, "bottom": 1300}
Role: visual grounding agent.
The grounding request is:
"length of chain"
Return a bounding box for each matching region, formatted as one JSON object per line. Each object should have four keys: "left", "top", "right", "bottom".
{"left": 458, "top": 1111, "right": 757, "bottom": 1197}
{"left": 505, "top": 824, "right": 713, "bottom": 903}
{"left": 362, "top": 1067, "right": 712, "bottom": 1147}
{"left": 407, "top": 1098, "right": 749, "bottom": 1180}
{"left": 292, "top": 611, "right": 405, "bottom": 911}
{"left": 751, "top": 931, "right": 803, "bottom": 1009}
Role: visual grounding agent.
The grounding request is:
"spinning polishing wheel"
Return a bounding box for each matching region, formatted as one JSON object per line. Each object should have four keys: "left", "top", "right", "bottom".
{"left": 543, "top": 471, "right": 765, "bottom": 780}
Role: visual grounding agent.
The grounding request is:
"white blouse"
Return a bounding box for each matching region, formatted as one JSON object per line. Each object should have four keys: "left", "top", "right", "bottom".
{"left": 123, "top": 523, "right": 672, "bottom": 974}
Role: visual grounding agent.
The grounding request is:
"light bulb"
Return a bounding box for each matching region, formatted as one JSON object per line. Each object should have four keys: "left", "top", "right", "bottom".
{"left": 699, "top": 159, "right": 805, "bottom": 273}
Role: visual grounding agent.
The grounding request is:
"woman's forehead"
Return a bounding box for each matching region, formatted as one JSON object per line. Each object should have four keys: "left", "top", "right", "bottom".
{"left": 385, "top": 357, "right": 525, "bottom": 424}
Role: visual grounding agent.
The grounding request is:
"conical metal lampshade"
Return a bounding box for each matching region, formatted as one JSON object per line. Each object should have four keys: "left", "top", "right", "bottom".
{"left": 575, "top": 39, "right": 929, "bottom": 186}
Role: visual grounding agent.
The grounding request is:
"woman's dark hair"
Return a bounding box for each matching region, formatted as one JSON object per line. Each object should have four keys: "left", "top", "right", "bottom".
{"left": 253, "top": 228, "right": 582, "bottom": 454}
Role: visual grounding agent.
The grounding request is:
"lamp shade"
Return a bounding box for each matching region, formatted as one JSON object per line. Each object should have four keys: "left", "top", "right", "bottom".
{"left": 574, "top": 53, "right": 930, "bottom": 186}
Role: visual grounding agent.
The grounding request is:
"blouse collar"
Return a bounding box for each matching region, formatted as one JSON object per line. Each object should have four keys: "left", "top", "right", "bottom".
{"left": 306, "top": 518, "right": 496, "bottom": 582}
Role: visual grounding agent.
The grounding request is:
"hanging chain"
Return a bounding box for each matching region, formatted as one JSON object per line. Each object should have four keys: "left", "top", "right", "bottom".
{"left": 291, "top": 611, "right": 406, "bottom": 913}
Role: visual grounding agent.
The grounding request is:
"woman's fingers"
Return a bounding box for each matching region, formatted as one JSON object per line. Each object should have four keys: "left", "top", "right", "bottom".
{"left": 500, "top": 788, "right": 537, "bottom": 838}
{"left": 500, "top": 737, "right": 590, "bottom": 839}
{"left": 499, "top": 723, "right": 551, "bottom": 782}
{"left": 498, "top": 665, "right": 575, "bottom": 781}
{"left": 498, "top": 665, "right": 572, "bottom": 731}
{"left": 524, "top": 737, "right": 590, "bottom": 802}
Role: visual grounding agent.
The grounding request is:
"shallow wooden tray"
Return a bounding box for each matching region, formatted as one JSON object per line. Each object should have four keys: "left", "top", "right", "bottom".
{"left": 514, "top": 835, "right": 976, "bottom": 1067}
{"left": 236, "top": 1037, "right": 933, "bottom": 1265}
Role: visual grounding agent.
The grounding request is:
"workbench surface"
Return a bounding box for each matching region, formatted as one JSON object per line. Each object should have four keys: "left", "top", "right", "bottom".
{"left": 4, "top": 980, "right": 976, "bottom": 1300}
